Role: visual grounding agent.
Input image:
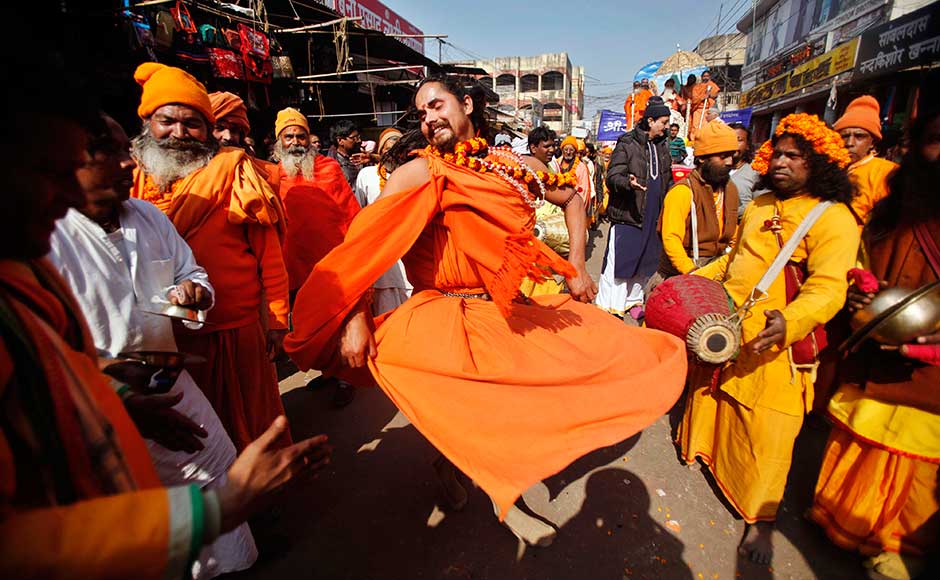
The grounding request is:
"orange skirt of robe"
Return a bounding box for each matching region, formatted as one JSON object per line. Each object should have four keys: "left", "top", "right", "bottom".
{"left": 175, "top": 320, "right": 291, "bottom": 452}
{"left": 809, "top": 427, "right": 939, "bottom": 556}
{"left": 286, "top": 155, "right": 687, "bottom": 517}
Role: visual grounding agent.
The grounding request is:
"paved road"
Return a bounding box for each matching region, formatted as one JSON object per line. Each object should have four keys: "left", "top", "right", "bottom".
{"left": 229, "top": 223, "right": 866, "bottom": 580}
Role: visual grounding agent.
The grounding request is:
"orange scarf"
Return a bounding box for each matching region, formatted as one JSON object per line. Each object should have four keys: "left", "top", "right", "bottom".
{"left": 133, "top": 147, "right": 286, "bottom": 241}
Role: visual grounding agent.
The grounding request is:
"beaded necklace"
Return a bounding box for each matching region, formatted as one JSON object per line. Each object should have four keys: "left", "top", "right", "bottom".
{"left": 427, "top": 137, "right": 579, "bottom": 208}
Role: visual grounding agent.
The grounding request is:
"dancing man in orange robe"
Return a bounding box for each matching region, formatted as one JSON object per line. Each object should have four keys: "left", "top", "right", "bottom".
{"left": 285, "top": 75, "right": 687, "bottom": 547}
{"left": 129, "top": 63, "right": 292, "bottom": 452}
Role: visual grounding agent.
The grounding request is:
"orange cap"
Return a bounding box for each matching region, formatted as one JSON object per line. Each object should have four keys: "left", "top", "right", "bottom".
{"left": 693, "top": 119, "right": 738, "bottom": 157}
{"left": 275, "top": 107, "right": 309, "bottom": 138}
{"left": 135, "top": 62, "right": 214, "bottom": 123}
{"left": 833, "top": 95, "right": 882, "bottom": 140}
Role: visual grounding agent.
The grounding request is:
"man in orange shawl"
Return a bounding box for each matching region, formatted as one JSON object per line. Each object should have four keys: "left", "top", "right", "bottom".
{"left": 271, "top": 107, "right": 361, "bottom": 297}
{"left": 809, "top": 108, "right": 940, "bottom": 580}
{"left": 623, "top": 79, "right": 653, "bottom": 129}
{"left": 272, "top": 107, "right": 362, "bottom": 407}
{"left": 688, "top": 70, "right": 721, "bottom": 141}
{"left": 285, "top": 74, "right": 686, "bottom": 547}
{"left": 129, "top": 63, "right": 291, "bottom": 452}
{"left": 0, "top": 62, "right": 330, "bottom": 578}
{"left": 209, "top": 91, "right": 282, "bottom": 196}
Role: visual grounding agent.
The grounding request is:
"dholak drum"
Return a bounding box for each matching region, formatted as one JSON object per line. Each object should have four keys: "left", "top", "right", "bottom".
{"left": 645, "top": 275, "right": 741, "bottom": 364}
{"left": 534, "top": 212, "right": 571, "bottom": 256}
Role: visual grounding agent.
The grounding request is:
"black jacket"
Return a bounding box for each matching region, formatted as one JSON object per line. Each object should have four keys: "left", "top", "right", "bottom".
{"left": 605, "top": 127, "right": 673, "bottom": 227}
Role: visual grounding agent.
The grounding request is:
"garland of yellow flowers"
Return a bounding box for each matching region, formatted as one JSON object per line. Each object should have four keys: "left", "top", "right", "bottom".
{"left": 751, "top": 113, "right": 852, "bottom": 175}
{"left": 377, "top": 163, "right": 390, "bottom": 191}
{"left": 426, "top": 137, "right": 580, "bottom": 205}
{"left": 556, "top": 153, "right": 580, "bottom": 175}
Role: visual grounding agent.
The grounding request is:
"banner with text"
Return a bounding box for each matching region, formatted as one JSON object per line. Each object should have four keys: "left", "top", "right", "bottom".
{"left": 855, "top": 2, "right": 940, "bottom": 80}
{"left": 317, "top": 0, "right": 425, "bottom": 53}
{"left": 719, "top": 108, "right": 753, "bottom": 127}
{"left": 741, "top": 37, "right": 859, "bottom": 108}
{"left": 597, "top": 109, "right": 628, "bottom": 141}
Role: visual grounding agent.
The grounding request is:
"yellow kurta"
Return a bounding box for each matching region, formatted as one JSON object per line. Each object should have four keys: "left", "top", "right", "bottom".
{"left": 660, "top": 183, "right": 726, "bottom": 275}
{"left": 847, "top": 154, "right": 898, "bottom": 226}
{"left": 679, "top": 193, "right": 860, "bottom": 521}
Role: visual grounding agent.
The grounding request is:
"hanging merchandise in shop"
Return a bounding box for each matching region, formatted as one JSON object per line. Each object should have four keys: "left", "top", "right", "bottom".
{"left": 855, "top": 2, "right": 940, "bottom": 81}
{"left": 741, "top": 38, "right": 859, "bottom": 108}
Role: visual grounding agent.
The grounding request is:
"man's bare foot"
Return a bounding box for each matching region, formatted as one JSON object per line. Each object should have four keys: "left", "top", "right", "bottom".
{"left": 433, "top": 455, "right": 467, "bottom": 511}
{"left": 863, "top": 551, "right": 926, "bottom": 580}
{"left": 738, "top": 522, "right": 774, "bottom": 565}
{"left": 493, "top": 499, "right": 557, "bottom": 547}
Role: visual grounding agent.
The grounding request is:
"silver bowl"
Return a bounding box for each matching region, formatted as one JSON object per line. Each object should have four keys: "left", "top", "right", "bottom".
{"left": 841, "top": 282, "right": 940, "bottom": 351}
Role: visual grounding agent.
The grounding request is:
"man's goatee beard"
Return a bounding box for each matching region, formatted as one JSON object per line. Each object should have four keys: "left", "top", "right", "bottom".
{"left": 132, "top": 129, "right": 219, "bottom": 192}
{"left": 274, "top": 140, "right": 316, "bottom": 180}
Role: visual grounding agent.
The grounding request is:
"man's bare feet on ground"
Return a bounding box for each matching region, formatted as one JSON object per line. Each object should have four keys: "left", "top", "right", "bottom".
{"left": 738, "top": 522, "right": 774, "bottom": 565}
{"left": 433, "top": 455, "right": 468, "bottom": 511}
{"left": 492, "top": 499, "right": 557, "bottom": 547}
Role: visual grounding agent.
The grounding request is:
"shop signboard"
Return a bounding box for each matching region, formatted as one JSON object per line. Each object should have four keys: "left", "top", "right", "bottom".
{"left": 855, "top": 2, "right": 940, "bottom": 80}
{"left": 741, "top": 38, "right": 859, "bottom": 107}
{"left": 315, "top": 0, "right": 425, "bottom": 53}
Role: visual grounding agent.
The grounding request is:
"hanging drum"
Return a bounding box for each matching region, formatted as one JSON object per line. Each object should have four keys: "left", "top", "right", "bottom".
{"left": 645, "top": 274, "right": 741, "bottom": 364}
{"left": 534, "top": 212, "right": 571, "bottom": 256}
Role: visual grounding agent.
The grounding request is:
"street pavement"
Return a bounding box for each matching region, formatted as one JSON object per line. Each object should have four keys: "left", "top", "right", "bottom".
{"left": 228, "top": 222, "right": 868, "bottom": 580}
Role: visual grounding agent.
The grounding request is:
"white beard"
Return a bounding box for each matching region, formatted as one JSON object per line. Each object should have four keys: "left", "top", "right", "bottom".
{"left": 132, "top": 129, "right": 218, "bottom": 191}
{"left": 274, "top": 141, "right": 316, "bottom": 181}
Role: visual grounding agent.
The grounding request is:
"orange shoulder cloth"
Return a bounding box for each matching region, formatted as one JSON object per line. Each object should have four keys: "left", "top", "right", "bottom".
{"left": 133, "top": 147, "right": 286, "bottom": 239}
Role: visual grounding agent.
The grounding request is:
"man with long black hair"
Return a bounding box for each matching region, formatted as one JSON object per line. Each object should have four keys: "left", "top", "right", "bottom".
{"left": 285, "top": 74, "right": 686, "bottom": 548}
{"left": 679, "top": 113, "right": 860, "bottom": 566}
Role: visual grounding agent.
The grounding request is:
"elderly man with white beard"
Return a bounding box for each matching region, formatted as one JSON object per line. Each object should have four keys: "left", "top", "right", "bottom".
{"left": 128, "top": 63, "right": 293, "bottom": 453}
{"left": 271, "top": 107, "right": 361, "bottom": 407}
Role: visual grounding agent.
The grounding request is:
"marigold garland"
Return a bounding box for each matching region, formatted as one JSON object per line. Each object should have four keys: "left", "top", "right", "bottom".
{"left": 751, "top": 113, "right": 852, "bottom": 175}
{"left": 426, "top": 137, "right": 580, "bottom": 204}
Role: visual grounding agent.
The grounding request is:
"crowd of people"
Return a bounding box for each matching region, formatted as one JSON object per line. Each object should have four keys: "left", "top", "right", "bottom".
{"left": 0, "top": 41, "right": 937, "bottom": 580}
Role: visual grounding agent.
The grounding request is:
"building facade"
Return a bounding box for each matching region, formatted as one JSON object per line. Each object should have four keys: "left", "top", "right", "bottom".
{"left": 736, "top": 0, "right": 937, "bottom": 143}
{"left": 454, "top": 52, "right": 585, "bottom": 135}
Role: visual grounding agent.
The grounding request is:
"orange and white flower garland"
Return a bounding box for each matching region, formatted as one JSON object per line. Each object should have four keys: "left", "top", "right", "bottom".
{"left": 427, "top": 137, "right": 579, "bottom": 208}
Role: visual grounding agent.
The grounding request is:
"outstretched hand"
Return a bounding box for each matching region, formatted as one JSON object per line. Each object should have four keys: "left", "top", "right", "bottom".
{"left": 218, "top": 416, "right": 332, "bottom": 533}
{"left": 124, "top": 392, "right": 207, "bottom": 453}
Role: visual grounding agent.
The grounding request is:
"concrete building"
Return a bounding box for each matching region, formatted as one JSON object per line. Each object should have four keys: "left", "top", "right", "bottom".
{"left": 735, "top": 0, "right": 936, "bottom": 141}
{"left": 452, "top": 52, "right": 586, "bottom": 135}
{"left": 694, "top": 33, "right": 748, "bottom": 110}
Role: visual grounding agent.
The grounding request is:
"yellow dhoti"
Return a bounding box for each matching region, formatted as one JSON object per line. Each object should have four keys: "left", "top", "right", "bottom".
{"left": 678, "top": 383, "right": 806, "bottom": 522}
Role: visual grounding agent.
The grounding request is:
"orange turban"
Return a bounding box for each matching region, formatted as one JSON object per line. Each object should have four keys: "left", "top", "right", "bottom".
{"left": 833, "top": 95, "right": 882, "bottom": 140}
{"left": 560, "top": 136, "right": 578, "bottom": 150}
{"left": 693, "top": 119, "right": 738, "bottom": 157}
{"left": 377, "top": 127, "right": 402, "bottom": 154}
{"left": 275, "top": 107, "right": 309, "bottom": 138}
{"left": 135, "top": 62, "right": 214, "bottom": 123}
{"left": 209, "top": 91, "right": 250, "bottom": 132}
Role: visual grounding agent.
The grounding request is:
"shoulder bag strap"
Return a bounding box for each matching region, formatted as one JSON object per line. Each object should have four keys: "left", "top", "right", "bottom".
{"left": 740, "top": 201, "right": 833, "bottom": 311}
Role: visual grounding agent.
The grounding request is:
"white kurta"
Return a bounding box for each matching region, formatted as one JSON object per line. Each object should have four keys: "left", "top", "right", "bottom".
{"left": 48, "top": 198, "right": 257, "bottom": 579}
{"left": 354, "top": 166, "right": 413, "bottom": 315}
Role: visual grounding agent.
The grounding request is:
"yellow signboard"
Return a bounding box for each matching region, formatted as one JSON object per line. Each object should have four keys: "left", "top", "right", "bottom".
{"left": 742, "top": 38, "right": 859, "bottom": 107}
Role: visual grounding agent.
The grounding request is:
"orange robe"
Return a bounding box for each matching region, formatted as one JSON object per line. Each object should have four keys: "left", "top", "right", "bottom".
{"left": 0, "top": 259, "right": 203, "bottom": 580}
{"left": 278, "top": 156, "right": 361, "bottom": 292}
{"left": 285, "top": 152, "right": 687, "bottom": 517}
{"left": 131, "top": 147, "right": 292, "bottom": 452}
{"left": 623, "top": 89, "right": 653, "bottom": 128}
{"left": 688, "top": 81, "right": 721, "bottom": 140}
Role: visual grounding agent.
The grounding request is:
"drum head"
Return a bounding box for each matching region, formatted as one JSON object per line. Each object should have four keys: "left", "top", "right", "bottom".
{"left": 687, "top": 313, "right": 740, "bottom": 364}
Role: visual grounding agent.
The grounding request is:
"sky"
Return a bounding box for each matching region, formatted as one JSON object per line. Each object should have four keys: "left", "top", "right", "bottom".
{"left": 386, "top": 0, "right": 739, "bottom": 119}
